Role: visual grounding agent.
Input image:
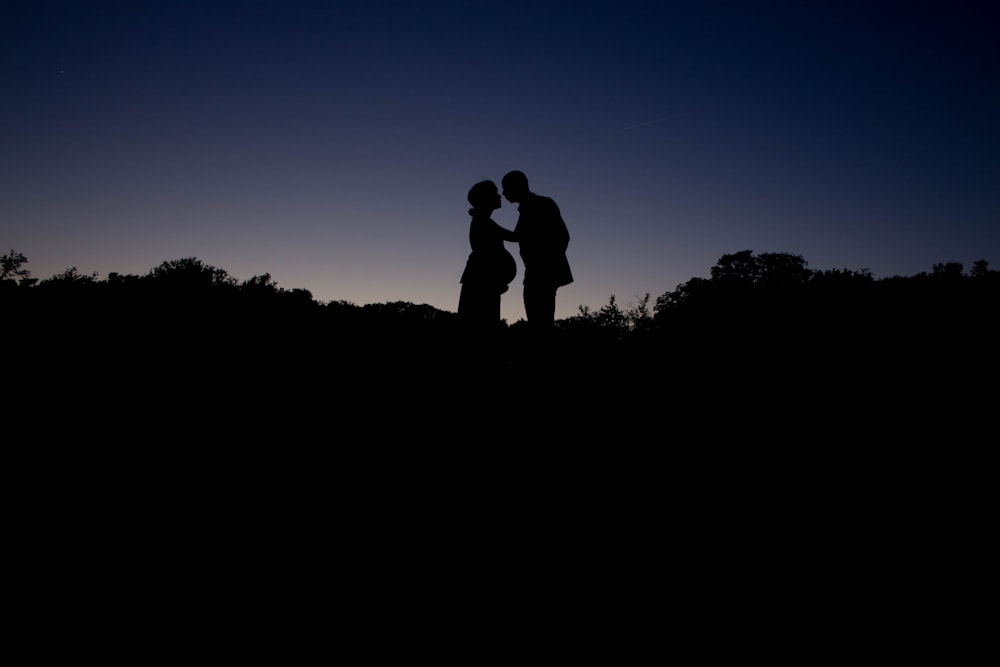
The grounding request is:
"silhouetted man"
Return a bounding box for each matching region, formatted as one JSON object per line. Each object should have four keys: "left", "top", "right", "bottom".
{"left": 502, "top": 170, "right": 573, "bottom": 329}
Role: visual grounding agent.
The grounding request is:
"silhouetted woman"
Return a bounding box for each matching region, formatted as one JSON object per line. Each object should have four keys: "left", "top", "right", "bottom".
{"left": 458, "top": 180, "right": 517, "bottom": 339}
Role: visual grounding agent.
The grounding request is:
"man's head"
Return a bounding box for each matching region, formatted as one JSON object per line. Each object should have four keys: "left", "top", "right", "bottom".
{"left": 501, "top": 170, "right": 529, "bottom": 204}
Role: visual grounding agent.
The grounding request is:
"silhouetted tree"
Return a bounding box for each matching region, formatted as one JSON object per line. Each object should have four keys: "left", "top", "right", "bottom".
{"left": 38, "top": 266, "right": 99, "bottom": 286}
{"left": 931, "top": 261, "right": 964, "bottom": 278}
{"left": 147, "top": 257, "right": 237, "bottom": 291}
{"left": 1, "top": 249, "right": 34, "bottom": 287}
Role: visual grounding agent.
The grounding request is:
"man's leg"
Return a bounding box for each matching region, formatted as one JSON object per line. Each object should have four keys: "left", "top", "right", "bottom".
{"left": 523, "top": 283, "right": 556, "bottom": 326}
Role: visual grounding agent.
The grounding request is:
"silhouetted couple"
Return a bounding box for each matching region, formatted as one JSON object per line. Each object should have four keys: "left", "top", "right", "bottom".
{"left": 458, "top": 170, "right": 573, "bottom": 365}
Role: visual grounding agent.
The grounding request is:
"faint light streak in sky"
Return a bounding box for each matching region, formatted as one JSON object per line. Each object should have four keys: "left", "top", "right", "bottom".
{"left": 615, "top": 116, "right": 676, "bottom": 133}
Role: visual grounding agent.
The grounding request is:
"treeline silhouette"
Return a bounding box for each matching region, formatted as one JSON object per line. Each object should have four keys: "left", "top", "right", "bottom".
{"left": 4, "top": 249, "right": 995, "bottom": 438}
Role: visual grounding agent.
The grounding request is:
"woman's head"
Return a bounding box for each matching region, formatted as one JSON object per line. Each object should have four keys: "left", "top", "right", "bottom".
{"left": 468, "top": 180, "right": 501, "bottom": 213}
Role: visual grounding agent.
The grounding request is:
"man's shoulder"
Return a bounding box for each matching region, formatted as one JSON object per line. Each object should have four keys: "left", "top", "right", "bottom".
{"left": 526, "top": 192, "right": 560, "bottom": 211}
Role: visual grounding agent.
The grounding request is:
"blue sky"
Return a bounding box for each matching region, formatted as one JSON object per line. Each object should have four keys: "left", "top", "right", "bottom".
{"left": 3, "top": 1, "right": 997, "bottom": 323}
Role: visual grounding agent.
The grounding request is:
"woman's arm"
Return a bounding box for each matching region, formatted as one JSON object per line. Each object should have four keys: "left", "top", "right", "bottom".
{"left": 494, "top": 221, "right": 518, "bottom": 242}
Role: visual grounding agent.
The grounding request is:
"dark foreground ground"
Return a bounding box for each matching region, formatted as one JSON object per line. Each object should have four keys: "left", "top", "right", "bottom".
{"left": 14, "top": 309, "right": 991, "bottom": 445}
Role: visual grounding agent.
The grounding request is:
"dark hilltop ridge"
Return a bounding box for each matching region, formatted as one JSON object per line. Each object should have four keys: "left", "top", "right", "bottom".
{"left": 8, "top": 248, "right": 992, "bottom": 593}
{"left": 4, "top": 249, "right": 996, "bottom": 438}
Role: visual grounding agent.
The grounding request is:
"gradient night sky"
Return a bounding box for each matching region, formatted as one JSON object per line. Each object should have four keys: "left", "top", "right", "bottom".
{"left": 4, "top": 1, "right": 998, "bottom": 323}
